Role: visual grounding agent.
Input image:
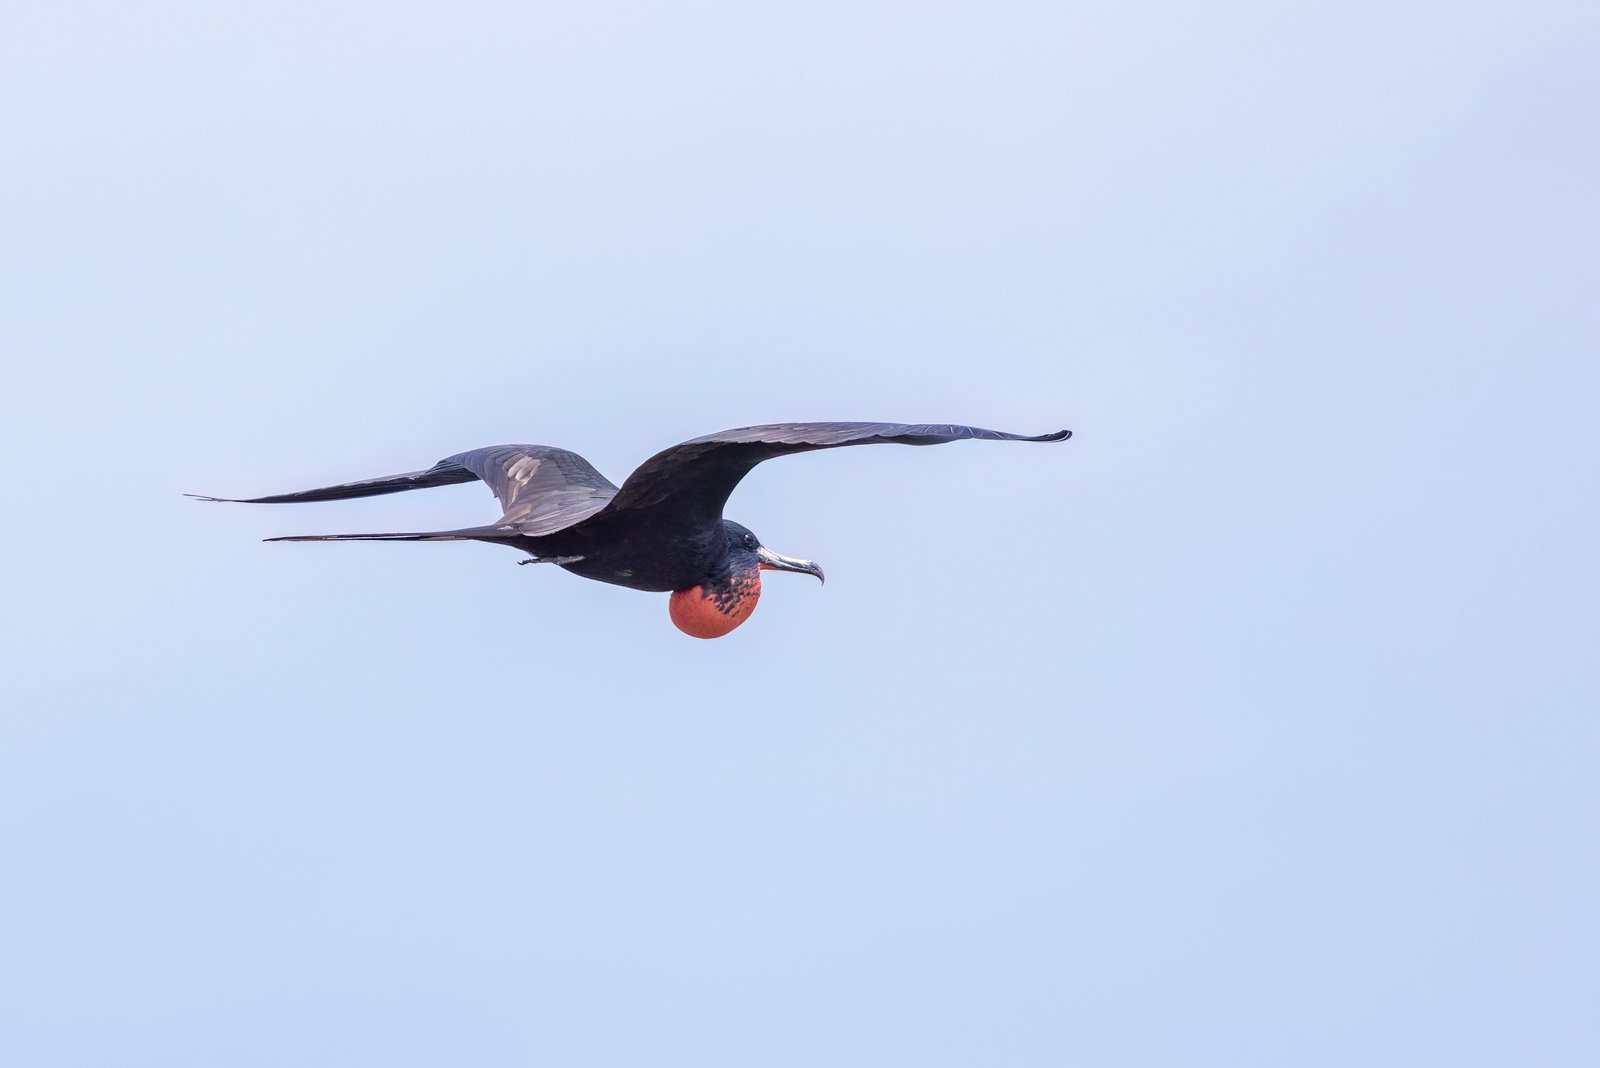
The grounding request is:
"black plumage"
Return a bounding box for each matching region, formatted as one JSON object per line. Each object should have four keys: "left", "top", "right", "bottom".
{"left": 194, "top": 421, "right": 1070, "bottom": 636}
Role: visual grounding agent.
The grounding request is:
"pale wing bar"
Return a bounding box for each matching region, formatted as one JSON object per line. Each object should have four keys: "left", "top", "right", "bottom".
{"left": 443, "top": 445, "right": 619, "bottom": 534}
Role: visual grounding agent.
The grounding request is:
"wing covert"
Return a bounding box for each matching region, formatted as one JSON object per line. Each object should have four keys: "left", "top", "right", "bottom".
{"left": 444, "top": 445, "right": 620, "bottom": 535}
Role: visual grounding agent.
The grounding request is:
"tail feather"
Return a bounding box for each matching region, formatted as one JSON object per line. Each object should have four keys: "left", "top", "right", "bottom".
{"left": 264, "top": 524, "right": 516, "bottom": 545}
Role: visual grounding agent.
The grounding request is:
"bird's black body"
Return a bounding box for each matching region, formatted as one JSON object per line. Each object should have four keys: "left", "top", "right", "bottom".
{"left": 526, "top": 514, "right": 740, "bottom": 593}
{"left": 194, "top": 421, "right": 1070, "bottom": 636}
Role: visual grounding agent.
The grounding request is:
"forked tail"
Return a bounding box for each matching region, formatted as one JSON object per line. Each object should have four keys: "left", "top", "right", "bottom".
{"left": 263, "top": 524, "right": 516, "bottom": 545}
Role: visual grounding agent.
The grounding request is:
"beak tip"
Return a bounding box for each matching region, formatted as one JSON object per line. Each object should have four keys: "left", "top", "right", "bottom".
{"left": 756, "top": 546, "right": 825, "bottom": 585}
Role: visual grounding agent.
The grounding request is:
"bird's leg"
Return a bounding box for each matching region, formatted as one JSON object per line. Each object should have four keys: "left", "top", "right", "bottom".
{"left": 518, "top": 554, "right": 586, "bottom": 567}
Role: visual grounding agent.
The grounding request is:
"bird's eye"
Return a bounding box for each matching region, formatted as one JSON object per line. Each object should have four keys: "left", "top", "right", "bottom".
{"left": 744, "top": 533, "right": 757, "bottom": 549}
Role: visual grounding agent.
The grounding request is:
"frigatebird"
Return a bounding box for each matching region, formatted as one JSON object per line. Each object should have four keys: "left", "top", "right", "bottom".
{"left": 194, "top": 421, "right": 1070, "bottom": 637}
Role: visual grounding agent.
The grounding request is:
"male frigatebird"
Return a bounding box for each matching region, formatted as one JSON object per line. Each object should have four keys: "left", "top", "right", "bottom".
{"left": 195, "top": 421, "right": 1070, "bottom": 637}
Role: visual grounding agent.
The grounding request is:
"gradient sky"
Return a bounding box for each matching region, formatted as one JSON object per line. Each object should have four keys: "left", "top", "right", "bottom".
{"left": 3, "top": 2, "right": 1596, "bottom": 1065}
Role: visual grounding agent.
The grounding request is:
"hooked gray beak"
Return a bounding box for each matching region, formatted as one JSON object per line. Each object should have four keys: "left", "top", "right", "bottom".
{"left": 756, "top": 545, "right": 825, "bottom": 585}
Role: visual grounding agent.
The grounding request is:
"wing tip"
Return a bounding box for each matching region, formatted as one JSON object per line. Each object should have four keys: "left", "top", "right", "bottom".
{"left": 1030, "top": 428, "right": 1072, "bottom": 442}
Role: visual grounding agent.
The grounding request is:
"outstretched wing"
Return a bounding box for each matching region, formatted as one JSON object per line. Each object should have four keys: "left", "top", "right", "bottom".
{"left": 443, "top": 445, "right": 619, "bottom": 534}
{"left": 192, "top": 444, "right": 619, "bottom": 537}
{"left": 592, "top": 421, "right": 1070, "bottom": 527}
{"left": 188, "top": 462, "right": 481, "bottom": 504}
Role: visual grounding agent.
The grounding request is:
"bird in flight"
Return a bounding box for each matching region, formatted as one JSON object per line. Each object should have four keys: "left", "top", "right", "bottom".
{"left": 194, "top": 421, "right": 1071, "bottom": 637}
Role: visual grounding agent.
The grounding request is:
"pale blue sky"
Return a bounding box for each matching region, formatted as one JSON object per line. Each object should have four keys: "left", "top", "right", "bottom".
{"left": 2, "top": 2, "right": 1596, "bottom": 1065}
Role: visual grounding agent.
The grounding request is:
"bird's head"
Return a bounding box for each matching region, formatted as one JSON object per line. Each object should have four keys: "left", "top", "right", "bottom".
{"left": 668, "top": 520, "right": 824, "bottom": 638}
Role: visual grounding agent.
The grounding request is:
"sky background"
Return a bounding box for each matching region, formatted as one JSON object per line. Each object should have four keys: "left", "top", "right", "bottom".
{"left": 2, "top": 2, "right": 1597, "bottom": 1065}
